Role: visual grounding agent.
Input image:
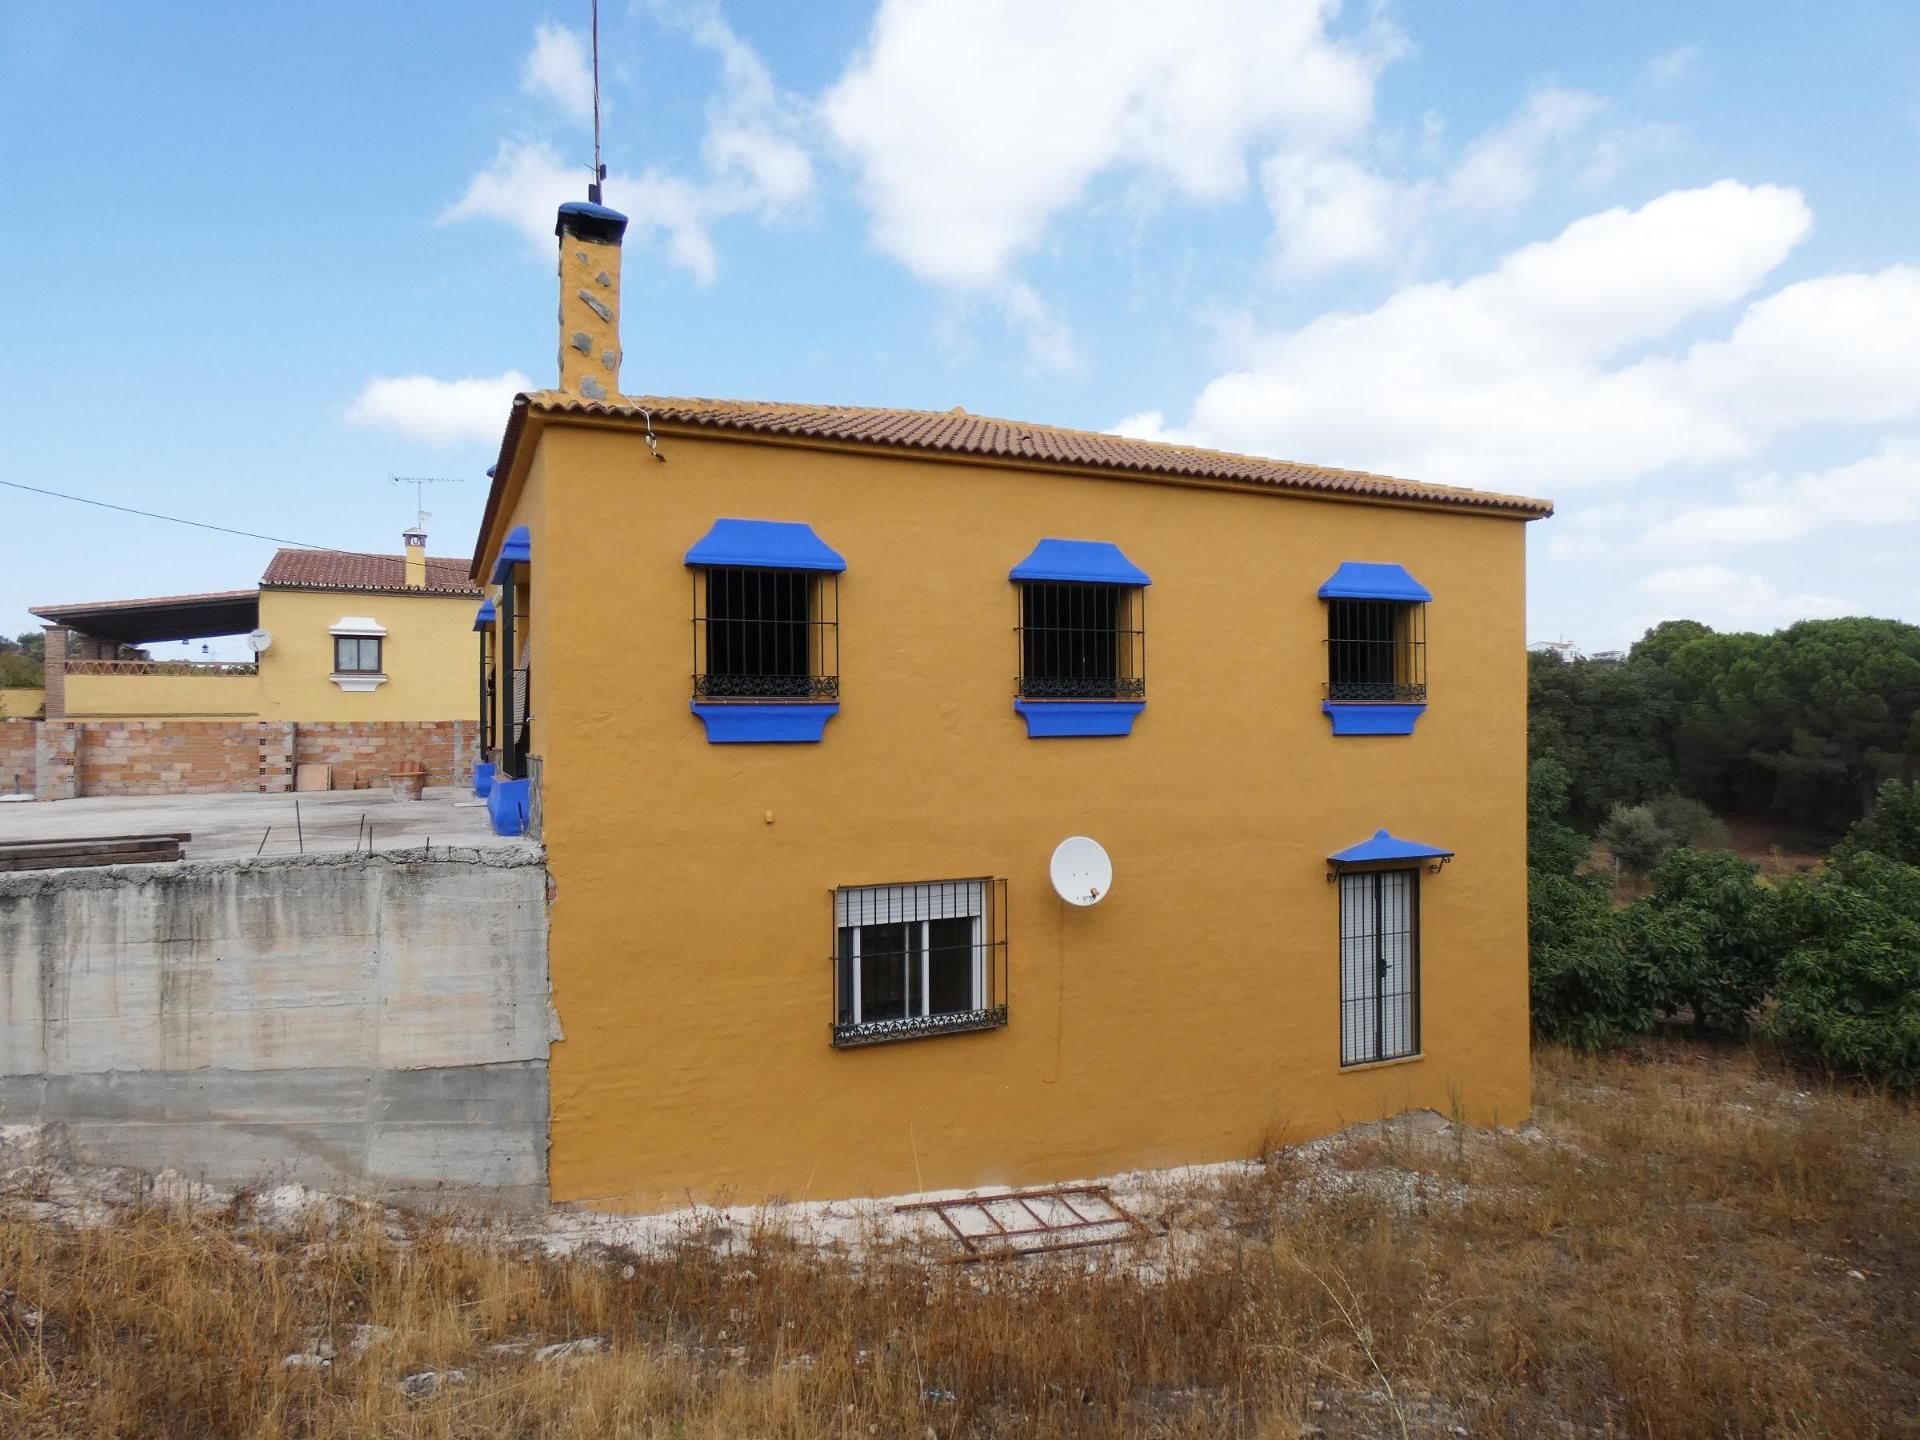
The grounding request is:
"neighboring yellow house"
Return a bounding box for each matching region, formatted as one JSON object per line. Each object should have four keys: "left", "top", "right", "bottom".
{"left": 473, "top": 199, "right": 1554, "bottom": 1211}
{"left": 28, "top": 534, "right": 485, "bottom": 794}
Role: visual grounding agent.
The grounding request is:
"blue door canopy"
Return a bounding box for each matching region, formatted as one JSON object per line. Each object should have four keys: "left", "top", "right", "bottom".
{"left": 472, "top": 598, "right": 496, "bottom": 631}
{"left": 1010, "top": 539, "right": 1151, "bottom": 586}
{"left": 1330, "top": 828, "right": 1453, "bottom": 868}
{"left": 685, "top": 518, "right": 846, "bottom": 572}
{"left": 1317, "top": 562, "right": 1432, "bottom": 603}
{"left": 490, "top": 526, "right": 531, "bottom": 583}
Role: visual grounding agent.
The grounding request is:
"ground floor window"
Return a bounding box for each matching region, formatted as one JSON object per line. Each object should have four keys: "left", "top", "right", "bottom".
{"left": 1338, "top": 867, "right": 1420, "bottom": 1065}
{"left": 832, "top": 879, "right": 1008, "bottom": 1047}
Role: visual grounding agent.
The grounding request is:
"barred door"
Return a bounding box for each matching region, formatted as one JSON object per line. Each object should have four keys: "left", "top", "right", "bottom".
{"left": 1338, "top": 868, "right": 1419, "bottom": 1065}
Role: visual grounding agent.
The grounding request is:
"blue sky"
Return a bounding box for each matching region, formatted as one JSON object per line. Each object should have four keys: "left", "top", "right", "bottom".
{"left": 3, "top": 1, "right": 1917, "bottom": 657}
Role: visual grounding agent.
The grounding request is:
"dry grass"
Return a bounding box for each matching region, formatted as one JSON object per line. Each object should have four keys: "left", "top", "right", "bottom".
{"left": 4, "top": 1042, "right": 1917, "bottom": 1438}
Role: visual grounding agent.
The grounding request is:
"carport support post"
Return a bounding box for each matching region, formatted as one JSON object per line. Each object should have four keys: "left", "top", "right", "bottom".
{"left": 41, "top": 625, "right": 67, "bottom": 720}
{"left": 498, "top": 580, "right": 515, "bottom": 778}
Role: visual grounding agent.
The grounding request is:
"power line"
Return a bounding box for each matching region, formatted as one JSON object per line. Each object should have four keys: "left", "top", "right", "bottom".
{"left": 1, "top": 477, "right": 337, "bottom": 550}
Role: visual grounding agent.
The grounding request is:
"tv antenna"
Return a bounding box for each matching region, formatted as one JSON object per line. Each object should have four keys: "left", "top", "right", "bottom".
{"left": 588, "top": 0, "right": 607, "bottom": 204}
{"left": 390, "top": 475, "right": 464, "bottom": 530}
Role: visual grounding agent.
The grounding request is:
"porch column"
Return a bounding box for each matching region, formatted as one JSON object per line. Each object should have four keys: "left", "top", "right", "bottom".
{"left": 41, "top": 625, "right": 67, "bottom": 720}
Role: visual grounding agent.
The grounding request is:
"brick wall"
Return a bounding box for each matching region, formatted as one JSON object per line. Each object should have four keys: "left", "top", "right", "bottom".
{"left": 0, "top": 719, "right": 36, "bottom": 796}
{"left": 76, "top": 721, "right": 294, "bottom": 797}
{"left": 294, "top": 721, "right": 476, "bottom": 790}
{"left": 6, "top": 719, "right": 476, "bottom": 799}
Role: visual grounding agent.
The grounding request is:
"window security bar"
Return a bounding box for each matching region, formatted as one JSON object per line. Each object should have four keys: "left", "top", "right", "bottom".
{"left": 693, "top": 567, "right": 840, "bottom": 701}
{"left": 831, "top": 878, "right": 1009, "bottom": 1047}
{"left": 1015, "top": 581, "right": 1145, "bottom": 700}
{"left": 1326, "top": 598, "right": 1427, "bottom": 703}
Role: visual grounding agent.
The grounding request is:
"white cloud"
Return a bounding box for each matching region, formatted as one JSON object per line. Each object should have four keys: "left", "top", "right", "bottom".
{"left": 523, "top": 22, "right": 595, "bottom": 126}
{"left": 1636, "top": 565, "right": 1848, "bottom": 630}
{"left": 1635, "top": 438, "right": 1920, "bottom": 552}
{"left": 447, "top": 11, "right": 811, "bottom": 283}
{"left": 1265, "top": 86, "right": 1602, "bottom": 276}
{"left": 344, "top": 370, "right": 534, "bottom": 446}
{"left": 823, "top": 0, "right": 1384, "bottom": 289}
{"left": 1109, "top": 410, "right": 1208, "bottom": 447}
{"left": 1147, "top": 182, "right": 1920, "bottom": 496}
{"left": 1642, "top": 45, "right": 1700, "bottom": 89}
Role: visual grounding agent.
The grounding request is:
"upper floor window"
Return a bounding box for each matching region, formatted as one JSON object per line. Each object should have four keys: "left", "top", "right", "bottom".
{"left": 334, "top": 635, "right": 383, "bottom": 674}
{"left": 1317, "top": 563, "right": 1431, "bottom": 735}
{"left": 684, "top": 519, "right": 845, "bottom": 743}
{"left": 1009, "top": 540, "right": 1151, "bottom": 737}
{"left": 831, "top": 879, "right": 1009, "bottom": 1047}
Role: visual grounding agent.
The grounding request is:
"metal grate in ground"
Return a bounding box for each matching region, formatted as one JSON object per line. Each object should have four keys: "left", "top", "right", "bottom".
{"left": 895, "top": 1184, "right": 1153, "bottom": 1260}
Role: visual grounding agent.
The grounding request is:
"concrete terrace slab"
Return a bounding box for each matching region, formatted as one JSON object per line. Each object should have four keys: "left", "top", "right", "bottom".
{"left": 0, "top": 786, "right": 516, "bottom": 862}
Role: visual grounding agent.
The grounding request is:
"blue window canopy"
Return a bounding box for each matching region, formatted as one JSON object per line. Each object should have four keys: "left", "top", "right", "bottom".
{"left": 1329, "top": 828, "right": 1454, "bottom": 870}
{"left": 685, "top": 518, "right": 846, "bottom": 573}
{"left": 472, "top": 598, "right": 496, "bottom": 632}
{"left": 1014, "top": 700, "right": 1145, "bottom": 738}
{"left": 692, "top": 702, "right": 839, "bottom": 743}
{"left": 1318, "top": 562, "right": 1432, "bottom": 603}
{"left": 1010, "top": 539, "right": 1151, "bottom": 587}
{"left": 1323, "top": 701, "right": 1427, "bottom": 736}
{"left": 490, "top": 526, "right": 531, "bottom": 583}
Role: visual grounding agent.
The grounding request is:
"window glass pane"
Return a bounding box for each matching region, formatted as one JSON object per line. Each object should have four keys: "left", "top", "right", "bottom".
{"left": 704, "top": 567, "right": 812, "bottom": 697}
{"left": 927, "top": 916, "right": 977, "bottom": 1015}
{"left": 857, "top": 921, "right": 911, "bottom": 1022}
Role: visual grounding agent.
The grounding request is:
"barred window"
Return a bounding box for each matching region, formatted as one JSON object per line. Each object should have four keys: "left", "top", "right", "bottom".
{"left": 1338, "top": 868, "right": 1420, "bottom": 1065}
{"left": 1326, "top": 599, "right": 1426, "bottom": 703}
{"left": 1016, "top": 582, "right": 1145, "bottom": 700}
{"left": 832, "top": 879, "right": 1009, "bottom": 1047}
{"left": 693, "top": 567, "right": 839, "bottom": 701}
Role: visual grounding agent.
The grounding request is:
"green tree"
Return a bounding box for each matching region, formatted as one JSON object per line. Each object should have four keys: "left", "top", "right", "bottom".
{"left": 1621, "top": 849, "right": 1782, "bottom": 1037}
{"left": 1527, "top": 755, "right": 1591, "bottom": 877}
{"left": 1838, "top": 778, "right": 1920, "bottom": 866}
{"left": 1599, "top": 803, "right": 1671, "bottom": 875}
{"left": 1527, "top": 650, "right": 1677, "bottom": 826}
{"left": 1767, "top": 851, "right": 1920, "bottom": 1089}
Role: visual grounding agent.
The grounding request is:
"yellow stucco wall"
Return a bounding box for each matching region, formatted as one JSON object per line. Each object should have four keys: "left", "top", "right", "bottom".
{"left": 254, "top": 588, "right": 476, "bottom": 722}
{"left": 0, "top": 688, "right": 45, "bottom": 719}
{"left": 61, "top": 588, "right": 478, "bottom": 722}
{"left": 495, "top": 420, "right": 1534, "bottom": 1211}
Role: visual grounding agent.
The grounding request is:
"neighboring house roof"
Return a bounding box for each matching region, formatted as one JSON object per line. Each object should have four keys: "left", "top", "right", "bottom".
{"left": 30, "top": 590, "right": 262, "bottom": 645}
{"left": 260, "top": 549, "right": 482, "bottom": 596}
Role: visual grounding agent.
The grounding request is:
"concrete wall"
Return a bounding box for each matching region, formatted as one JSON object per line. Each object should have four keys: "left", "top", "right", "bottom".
{"left": 0, "top": 719, "right": 35, "bottom": 795}
{"left": 0, "top": 846, "right": 551, "bottom": 1205}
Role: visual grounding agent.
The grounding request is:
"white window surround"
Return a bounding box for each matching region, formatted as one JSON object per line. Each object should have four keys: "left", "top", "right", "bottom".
{"left": 329, "top": 616, "right": 389, "bottom": 691}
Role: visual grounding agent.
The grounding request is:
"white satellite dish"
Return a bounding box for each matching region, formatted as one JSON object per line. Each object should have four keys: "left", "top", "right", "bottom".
{"left": 1050, "top": 836, "right": 1112, "bottom": 907}
{"left": 246, "top": 629, "right": 274, "bottom": 654}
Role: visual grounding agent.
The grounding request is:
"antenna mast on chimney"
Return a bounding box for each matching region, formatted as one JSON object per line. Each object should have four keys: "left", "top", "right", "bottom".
{"left": 390, "top": 475, "right": 465, "bottom": 532}
{"left": 588, "top": 0, "right": 606, "bottom": 204}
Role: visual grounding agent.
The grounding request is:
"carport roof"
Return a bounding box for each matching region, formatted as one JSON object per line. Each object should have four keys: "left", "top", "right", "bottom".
{"left": 29, "top": 590, "right": 261, "bottom": 645}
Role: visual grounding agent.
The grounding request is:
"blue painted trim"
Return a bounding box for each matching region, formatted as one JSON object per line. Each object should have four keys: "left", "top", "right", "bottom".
{"left": 692, "top": 702, "right": 839, "bottom": 743}
{"left": 472, "top": 598, "right": 496, "bottom": 631}
{"left": 1015, "top": 700, "right": 1146, "bottom": 738}
{"left": 1010, "top": 538, "right": 1151, "bottom": 586}
{"left": 1317, "top": 561, "right": 1432, "bottom": 603}
{"left": 1330, "top": 828, "right": 1454, "bottom": 866}
{"left": 1323, "top": 702, "right": 1427, "bottom": 736}
{"left": 490, "top": 525, "right": 531, "bottom": 583}
{"left": 684, "top": 518, "right": 846, "bottom": 572}
{"left": 555, "top": 200, "right": 629, "bottom": 243}
{"left": 473, "top": 762, "right": 496, "bottom": 798}
{"left": 487, "top": 777, "right": 529, "bottom": 836}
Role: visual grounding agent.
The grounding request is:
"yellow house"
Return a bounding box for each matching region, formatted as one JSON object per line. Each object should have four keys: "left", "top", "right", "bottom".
{"left": 473, "top": 200, "right": 1554, "bottom": 1211}
{"left": 29, "top": 534, "right": 486, "bottom": 794}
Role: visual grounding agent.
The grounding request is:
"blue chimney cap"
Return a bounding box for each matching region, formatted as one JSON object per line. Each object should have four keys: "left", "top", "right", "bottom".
{"left": 556, "top": 201, "right": 629, "bottom": 244}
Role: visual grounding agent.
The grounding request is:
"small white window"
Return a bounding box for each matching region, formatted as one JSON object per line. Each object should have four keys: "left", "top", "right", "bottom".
{"left": 832, "top": 879, "right": 1007, "bottom": 1047}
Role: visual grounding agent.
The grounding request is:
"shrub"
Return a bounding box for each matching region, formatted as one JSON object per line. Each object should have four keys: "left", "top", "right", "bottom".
{"left": 1529, "top": 870, "right": 1650, "bottom": 1048}
{"left": 1528, "top": 755, "right": 1592, "bottom": 878}
{"left": 1767, "top": 851, "right": 1920, "bottom": 1089}
{"left": 1648, "top": 793, "right": 1731, "bottom": 850}
{"left": 1599, "top": 803, "right": 1670, "bottom": 875}
{"left": 1620, "top": 849, "right": 1782, "bottom": 1037}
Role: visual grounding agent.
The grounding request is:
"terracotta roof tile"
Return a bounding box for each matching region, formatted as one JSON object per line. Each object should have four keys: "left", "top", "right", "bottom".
{"left": 260, "top": 550, "right": 482, "bottom": 596}
{"left": 518, "top": 391, "right": 1554, "bottom": 518}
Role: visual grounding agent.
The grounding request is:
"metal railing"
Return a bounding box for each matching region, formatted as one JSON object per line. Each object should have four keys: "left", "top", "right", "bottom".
{"left": 1015, "top": 581, "right": 1146, "bottom": 700}
{"left": 830, "top": 878, "right": 1009, "bottom": 1048}
{"left": 693, "top": 567, "right": 840, "bottom": 702}
{"left": 64, "top": 659, "right": 259, "bottom": 677}
{"left": 1325, "top": 599, "right": 1427, "bottom": 703}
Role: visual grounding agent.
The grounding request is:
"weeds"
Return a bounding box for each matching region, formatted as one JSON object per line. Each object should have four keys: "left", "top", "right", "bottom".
{"left": 2, "top": 1041, "right": 1916, "bottom": 1437}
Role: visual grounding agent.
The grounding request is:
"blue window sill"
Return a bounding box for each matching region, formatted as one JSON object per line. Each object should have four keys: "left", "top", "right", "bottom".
{"left": 1015, "top": 700, "right": 1145, "bottom": 738}
{"left": 693, "top": 702, "right": 839, "bottom": 743}
{"left": 473, "top": 761, "right": 496, "bottom": 798}
{"left": 1323, "top": 701, "right": 1427, "bottom": 736}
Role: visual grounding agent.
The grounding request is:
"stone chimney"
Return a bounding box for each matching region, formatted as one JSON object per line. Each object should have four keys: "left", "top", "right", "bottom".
{"left": 403, "top": 526, "right": 427, "bottom": 589}
{"left": 555, "top": 201, "right": 629, "bottom": 401}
